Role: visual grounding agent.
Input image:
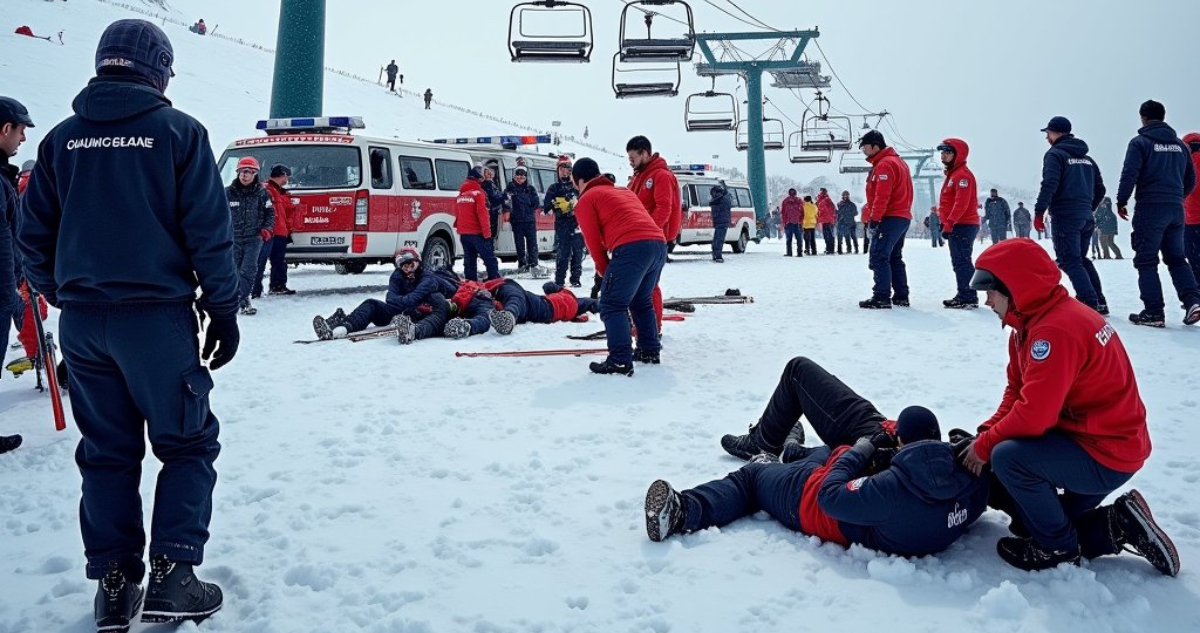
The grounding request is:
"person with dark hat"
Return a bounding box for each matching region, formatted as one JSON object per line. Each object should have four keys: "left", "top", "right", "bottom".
{"left": 958, "top": 240, "right": 1178, "bottom": 575}
{"left": 572, "top": 157, "right": 666, "bottom": 376}
{"left": 0, "top": 95, "right": 33, "bottom": 455}
{"left": 1032, "top": 115, "right": 1109, "bottom": 314}
{"left": 648, "top": 356, "right": 990, "bottom": 556}
{"left": 254, "top": 163, "right": 296, "bottom": 297}
{"left": 709, "top": 182, "right": 732, "bottom": 262}
{"left": 1115, "top": 100, "right": 1200, "bottom": 327}
{"left": 780, "top": 188, "right": 803, "bottom": 256}
{"left": 455, "top": 166, "right": 500, "bottom": 281}
{"left": 937, "top": 138, "right": 981, "bottom": 308}
{"left": 543, "top": 155, "right": 584, "bottom": 286}
{"left": 858, "top": 130, "right": 914, "bottom": 309}
{"left": 17, "top": 19, "right": 235, "bottom": 628}
{"left": 505, "top": 166, "right": 542, "bottom": 273}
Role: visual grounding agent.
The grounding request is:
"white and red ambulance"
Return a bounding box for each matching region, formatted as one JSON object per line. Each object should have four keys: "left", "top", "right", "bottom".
{"left": 669, "top": 164, "right": 756, "bottom": 254}
{"left": 216, "top": 117, "right": 563, "bottom": 274}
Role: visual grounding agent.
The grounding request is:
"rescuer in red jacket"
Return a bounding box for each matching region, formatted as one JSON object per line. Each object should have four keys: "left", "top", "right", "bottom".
{"left": 960, "top": 239, "right": 1178, "bottom": 576}
{"left": 858, "top": 130, "right": 914, "bottom": 309}
{"left": 937, "top": 138, "right": 981, "bottom": 309}
{"left": 626, "top": 136, "right": 679, "bottom": 332}
{"left": 574, "top": 157, "right": 667, "bottom": 376}
{"left": 456, "top": 167, "right": 500, "bottom": 281}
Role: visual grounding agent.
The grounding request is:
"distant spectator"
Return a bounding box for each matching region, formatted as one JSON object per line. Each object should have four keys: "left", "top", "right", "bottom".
{"left": 385, "top": 60, "right": 399, "bottom": 91}
{"left": 481, "top": 165, "right": 506, "bottom": 248}
{"left": 189, "top": 19, "right": 207, "bottom": 36}
{"left": 802, "top": 195, "right": 818, "bottom": 256}
{"left": 424, "top": 89, "right": 433, "bottom": 110}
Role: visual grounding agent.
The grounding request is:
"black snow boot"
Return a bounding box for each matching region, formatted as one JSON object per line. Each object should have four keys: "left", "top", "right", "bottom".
{"left": 0, "top": 434, "right": 22, "bottom": 455}
{"left": 632, "top": 348, "right": 660, "bottom": 364}
{"left": 312, "top": 308, "right": 348, "bottom": 340}
{"left": 720, "top": 423, "right": 782, "bottom": 461}
{"left": 1128, "top": 310, "right": 1166, "bottom": 328}
{"left": 489, "top": 309, "right": 517, "bottom": 335}
{"left": 589, "top": 359, "right": 634, "bottom": 376}
{"left": 444, "top": 318, "right": 474, "bottom": 340}
{"left": 944, "top": 297, "right": 979, "bottom": 310}
{"left": 394, "top": 315, "right": 417, "bottom": 345}
{"left": 1185, "top": 303, "right": 1200, "bottom": 326}
{"left": 141, "top": 554, "right": 222, "bottom": 624}
{"left": 1113, "top": 490, "right": 1180, "bottom": 576}
{"left": 644, "top": 480, "right": 686, "bottom": 542}
{"left": 858, "top": 297, "right": 892, "bottom": 310}
{"left": 95, "top": 562, "right": 144, "bottom": 633}
{"left": 996, "top": 537, "right": 1081, "bottom": 571}
{"left": 891, "top": 296, "right": 911, "bottom": 308}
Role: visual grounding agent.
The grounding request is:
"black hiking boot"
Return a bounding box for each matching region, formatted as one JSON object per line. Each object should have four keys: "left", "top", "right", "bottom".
{"left": 1113, "top": 490, "right": 1180, "bottom": 576}
{"left": 1185, "top": 303, "right": 1200, "bottom": 326}
{"left": 312, "top": 308, "right": 348, "bottom": 340}
{"left": 632, "top": 348, "right": 660, "bottom": 364}
{"left": 0, "top": 434, "right": 22, "bottom": 455}
{"left": 589, "top": 359, "right": 634, "bottom": 376}
{"left": 944, "top": 298, "right": 979, "bottom": 310}
{"left": 996, "top": 537, "right": 1081, "bottom": 571}
{"left": 720, "top": 423, "right": 781, "bottom": 461}
{"left": 1095, "top": 303, "right": 1110, "bottom": 316}
{"left": 891, "top": 297, "right": 911, "bottom": 308}
{"left": 444, "top": 318, "right": 473, "bottom": 340}
{"left": 268, "top": 286, "right": 297, "bottom": 296}
{"left": 95, "top": 562, "right": 143, "bottom": 633}
{"left": 644, "top": 480, "right": 686, "bottom": 542}
{"left": 489, "top": 309, "right": 516, "bottom": 335}
{"left": 1128, "top": 311, "right": 1166, "bottom": 328}
{"left": 394, "top": 315, "right": 416, "bottom": 345}
{"left": 141, "top": 555, "right": 222, "bottom": 624}
{"left": 858, "top": 297, "right": 892, "bottom": 310}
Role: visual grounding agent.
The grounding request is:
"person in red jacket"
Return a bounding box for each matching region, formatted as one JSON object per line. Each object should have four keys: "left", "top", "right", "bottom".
{"left": 626, "top": 136, "right": 680, "bottom": 331}
{"left": 959, "top": 239, "right": 1178, "bottom": 575}
{"left": 858, "top": 130, "right": 914, "bottom": 309}
{"left": 816, "top": 188, "right": 837, "bottom": 254}
{"left": 456, "top": 167, "right": 500, "bottom": 281}
{"left": 780, "top": 189, "right": 804, "bottom": 256}
{"left": 937, "top": 138, "right": 982, "bottom": 309}
{"left": 1185, "top": 133, "right": 1200, "bottom": 287}
{"left": 488, "top": 280, "right": 599, "bottom": 334}
{"left": 254, "top": 164, "right": 297, "bottom": 297}
{"left": 574, "top": 157, "right": 667, "bottom": 376}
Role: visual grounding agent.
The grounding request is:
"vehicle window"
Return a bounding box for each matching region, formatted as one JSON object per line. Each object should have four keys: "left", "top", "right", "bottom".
{"left": 436, "top": 159, "right": 470, "bottom": 191}
{"left": 680, "top": 185, "right": 692, "bottom": 207}
{"left": 692, "top": 185, "right": 713, "bottom": 207}
{"left": 399, "top": 156, "right": 436, "bottom": 190}
{"left": 217, "top": 146, "right": 361, "bottom": 190}
{"left": 369, "top": 147, "right": 393, "bottom": 189}
{"left": 536, "top": 169, "right": 557, "bottom": 194}
{"left": 735, "top": 188, "right": 753, "bottom": 208}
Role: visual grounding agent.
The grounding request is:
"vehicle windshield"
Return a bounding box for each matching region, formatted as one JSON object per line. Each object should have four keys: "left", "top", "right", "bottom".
{"left": 217, "top": 145, "right": 362, "bottom": 190}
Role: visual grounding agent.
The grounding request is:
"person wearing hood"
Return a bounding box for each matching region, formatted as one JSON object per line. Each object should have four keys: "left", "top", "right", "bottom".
{"left": 225, "top": 156, "right": 275, "bottom": 316}
{"left": 836, "top": 190, "right": 858, "bottom": 253}
{"left": 937, "top": 138, "right": 981, "bottom": 309}
{"left": 709, "top": 183, "right": 732, "bottom": 263}
{"left": 1184, "top": 132, "right": 1200, "bottom": 284}
{"left": 627, "top": 136, "right": 680, "bottom": 331}
{"left": 1115, "top": 100, "right": 1200, "bottom": 327}
{"left": 17, "top": 20, "right": 236, "bottom": 629}
{"left": 1012, "top": 201, "right": 1032, "bottom": 239}
{"left": 958, "top": 240, "right": 1178, "bottom": 576}
{"left": 1032, "top": 116, "right": 1109, "bottom": 314}
{"left": 505, "top": 166, "right": 542, "bottom": 272}
{"left": 859, "top": 130, "right": 914, "bottom": 309}
{"left": 983, "top": 189, "right": 1012, "bottom": 244}
{"left": 780, "top": 188, "right": 803, "bottom": 256}
{"left": 646, "top": 356, "right": 990, "bottom": 557}
{"left": 1094, "top": 197, "right": 1122, "bottom": 260}
{"left": 816, "top": 188, "right": 837, "bottom": 254}
{"left": 456, "top": 166, "right": 500, "bottom": 281}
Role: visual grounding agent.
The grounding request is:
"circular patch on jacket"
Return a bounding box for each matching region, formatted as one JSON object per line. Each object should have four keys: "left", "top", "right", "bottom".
{"left": 645, "top": 178, "right": 654, "bottom": 189}
{"left": 847, "top": 477, "right": 866, "bottom": 491}
{"left": 1031, "top": 339, "right": 1051, "bottom": 361}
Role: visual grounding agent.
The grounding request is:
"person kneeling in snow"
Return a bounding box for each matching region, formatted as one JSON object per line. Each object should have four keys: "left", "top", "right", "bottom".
{"left": 959, "top": 239, "right": 1179, "bottom": 575}
{"left": 487, "top": 280, "right": 599, "bottom": 335}
{"left": 645, "top": 357, "right": 990, "bottom": 558}
{"left": 312, "top": 247, "right": 456, "bottom": 340}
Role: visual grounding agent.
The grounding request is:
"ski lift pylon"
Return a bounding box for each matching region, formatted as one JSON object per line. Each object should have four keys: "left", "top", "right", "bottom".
{"left": 612, "top": 53, "right": 680, "bottom": 99}
{"left": 508, "top": 1, "right": 594, "bottom": 63}
{"left": 619, "top": 0, "right": 696, "bottom": 63}
{"left": 684, "top": 89, "right": 737, "bottom": 132}
{"left": 735, "top": 119, "right": 785, "bottom": 152}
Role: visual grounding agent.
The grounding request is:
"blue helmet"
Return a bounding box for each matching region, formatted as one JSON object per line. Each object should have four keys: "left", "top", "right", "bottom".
{"left": 95, "top": 19, "right": 175, "bottom": 92}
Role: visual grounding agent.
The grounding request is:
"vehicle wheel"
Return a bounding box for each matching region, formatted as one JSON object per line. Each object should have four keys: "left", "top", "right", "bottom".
{"left": 334, "top": 262, "right": 350, "bottom": 275}
{"left": 422, "top": 235, "right": 453, "bottom": 270}
{"left": 344, "top": 261, "right": 367, "bottom": 275}
{"left": 732, "top": 227, "right": 749, "bottom": 253}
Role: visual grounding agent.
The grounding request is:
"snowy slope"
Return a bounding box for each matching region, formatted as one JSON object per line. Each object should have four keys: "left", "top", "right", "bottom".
{"left": 3, "top": 2, "right": 1200, "bottom": 633}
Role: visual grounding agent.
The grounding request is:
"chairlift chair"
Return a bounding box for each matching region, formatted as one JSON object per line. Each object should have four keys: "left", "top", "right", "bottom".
{"left": 838, "top": 151, "right": 873, "bottom": 174}
{"left": 612, "top": 53, "right": 680, "bottom": 98}
{"left": 508, "top": 1, "right": 594, "bottom": 63}
{"left": 684, "top": 90, "right": 738, "bottom": 131}
{"left": 769, "top": 64, "right": 832, "bottom": 90}
{"left": 788, "top": 132, "right": 832, "bottom": 164}
{"left": 800, "top": 113, "right": 853, "bottom": 152}
{"left": 735, "top": 119, "right": 786, "bottom": 151}
{"left": 619, "top": 0, "right": 696, "bottom": 63}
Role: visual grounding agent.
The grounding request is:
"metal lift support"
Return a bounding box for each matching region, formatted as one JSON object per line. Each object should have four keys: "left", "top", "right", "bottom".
{"left": 694, "top": 30, "right": 820, "bottom": 237}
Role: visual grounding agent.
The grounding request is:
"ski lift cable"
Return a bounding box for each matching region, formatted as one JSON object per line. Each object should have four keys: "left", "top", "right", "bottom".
{"left": 718, "top": 0, "right": 785, "bottom": 33}
{"left": 699, "top": 0, "right": 777, "bottom": 32}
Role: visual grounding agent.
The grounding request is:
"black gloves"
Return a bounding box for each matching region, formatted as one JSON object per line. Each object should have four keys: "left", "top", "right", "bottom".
{"left": 201, "top": 313, "right": 240, "bottom": 370}
{"left": 941, "top": 231, "right": 952, "bottom": 240}
{"left": 869, "top": 431, "right": 898, "bottom": 451}
{"left": 590, "top": 273, "right": 603, "bottom": 300}
{"left": 868, "top": 221, "right": 880, "bottom": 230}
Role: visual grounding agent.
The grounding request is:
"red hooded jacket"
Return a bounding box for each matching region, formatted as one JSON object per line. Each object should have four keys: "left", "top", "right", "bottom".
{"left": 864, "top": 147, "right": 914, "bottom": 222}
{"left": 628, "top": 154, "right": 682, "bottom": 241}
{"left": 780, "top": 195, "right": 803, "bottom": 225}
{"left": 455, "top": 178, "right": 491, "bottom": 239}
{"left": 1184, "top": 132, "right": 1200, "bottom": 225}
{"left": 545, "top": 288, "right": 580, "bottom": 322}
{"left": 937, "top": 138, "right": 980, "bottom": 230}
{"left": 816, "top": 191, "right": 837, "bottom": 224}
{"left": 264, "top": 180, "right": 294, "bottom": 237}
{"left": 575, "top": 177, "right": 666, "bottom": 277}
{"left": 451, "top": 278, "right": 507, "bottom": 313}
{"left": 972, "top": 240, "right": 1150, "bottom": 473}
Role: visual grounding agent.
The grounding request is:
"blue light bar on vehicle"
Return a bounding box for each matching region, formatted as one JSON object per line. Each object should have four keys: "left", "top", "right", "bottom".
{"left": 430, "top": 135, "right": 553, "bottom": 146}
{"left": 668, "top": 163, "right": 714, "bottom": 173}
{"left": 256, "top": 116, "right": 366, "bottom": 132}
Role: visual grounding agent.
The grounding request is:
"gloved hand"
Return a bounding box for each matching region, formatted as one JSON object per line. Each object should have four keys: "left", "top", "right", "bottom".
{"left": 851, "top": 436, "right": 877, "bottom": 457}
{"left": 261, "top": 229, "right": 273, "bottom": 242}
{"left": 1033, "top": 214, "right": 1046, "bottom": 233}
{"left": 868, "top": 221, "right": 880, "bottom": 230}
{"left": 869, "top": 431, "right": 898, "bottom": 451}
{"left": 590, "top": 273, "right": 603, "bottom": 300}
{"left": 1118, "top": 206, "right": 1129, "bottom": 220}
{"left": 941, "top": 231, "right": 952, "bottom": 240}
{"left": 201, "top": 313, "right": 240, "bottom": 370}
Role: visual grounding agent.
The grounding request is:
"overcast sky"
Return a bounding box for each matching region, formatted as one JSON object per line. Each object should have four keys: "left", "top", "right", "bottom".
{"left": 182, "top": 0, "right": 1198, "bottom": 194}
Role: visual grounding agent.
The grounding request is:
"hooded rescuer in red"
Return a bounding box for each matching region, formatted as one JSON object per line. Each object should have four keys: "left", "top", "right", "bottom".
{"left": 937, "top": 138, "right": 982, "bottom": 308}
{"left": 959, "top": 239, "right": 1178, "bottom": 576}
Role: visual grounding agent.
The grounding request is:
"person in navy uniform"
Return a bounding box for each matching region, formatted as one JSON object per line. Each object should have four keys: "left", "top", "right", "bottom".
{"left": 17, "top": 20, "right": 236, "bottom": 630}
{"left": 543, "top": 156, "right": 584, "bottom": 286}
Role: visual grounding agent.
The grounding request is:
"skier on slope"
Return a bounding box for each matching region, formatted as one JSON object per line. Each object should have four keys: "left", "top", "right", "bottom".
{"left": 487, "top": 280, "right": 599, "bottom": 335}
{"left": 311, "top": 247, "right": 457, "bottom": 340}
{"left": 647, "top": 357, "right": 990, "bottom": 557}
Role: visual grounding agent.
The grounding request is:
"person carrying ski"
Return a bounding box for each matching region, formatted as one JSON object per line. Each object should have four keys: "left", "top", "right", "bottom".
{"left": 835, "top": 190, "right": 858, "bottom": 253}
{"left": 505, "top": 167, "right": 542, "bottom": 272}
{"left": 709, "top": 183, "right": 732, "bottom": 263}
{"left": 225, "top": 156, "right": 274, "bottom": 315}
{"left": 627, "top": 135, "right": 680, "bottom": 331}
{"left": 254, "top": 163, "right": 296, "bottom": 297}
{"left": 958, "top": 239, "right": 1178, "bottom": 575}
{"left": 456, "top": 166, "right": 500, "bottom": 281}
{"left": 647, "top": 357, "right": 990, "bottom": 558}
{"left": 573, "top": 157, "right": 666, "bottom": 376}
{"left": 17, "top": 20, "right": 239, "bottom": 628}
{"left": 781, "top": 188, "right": 803, "bottom": 256}
{"left": 543, "top": 155, "right": 584, "bottom": 285}
{"left": 816, "top": 188, "right": 837, "bottom": 254}
{"left": 859, "top": 130, "right": 914, "bottom": 309}
{"left": 937, "top": 138, "right": 981, "bottom": 309}
{"left": 488, "top": 280, "right": 599, "bottom": 334}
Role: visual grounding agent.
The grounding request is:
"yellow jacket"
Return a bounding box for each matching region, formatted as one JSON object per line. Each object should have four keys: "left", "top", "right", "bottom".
{"left": 802, "top": 202, "right": 818, "bottom": 229}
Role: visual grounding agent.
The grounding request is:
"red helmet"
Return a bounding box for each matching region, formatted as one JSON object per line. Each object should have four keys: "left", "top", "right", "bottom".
{"left": 236, "top": 156, "right": 260, "bottom": 172}
{"left": 394, "top": 246, "right": 421, "bottom": 268}
{"left": 556, "top": 155, "right": 573, "bottom": 169}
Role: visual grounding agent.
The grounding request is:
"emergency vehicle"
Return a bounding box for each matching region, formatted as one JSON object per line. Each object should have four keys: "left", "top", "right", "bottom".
{"left": 670, "top": 164, "right": 755, "bottom": 254}
{"left": 216, "top": 117, "right": 564, "bottom": 274}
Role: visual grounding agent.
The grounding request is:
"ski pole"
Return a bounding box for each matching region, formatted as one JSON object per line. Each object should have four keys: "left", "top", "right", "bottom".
{"left": 27, "top": 285, "right": 66, "bottom": 431}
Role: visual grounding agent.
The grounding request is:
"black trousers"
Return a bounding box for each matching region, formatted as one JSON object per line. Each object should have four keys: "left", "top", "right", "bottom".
{"left": 756, "top": 357, "right": 886, "bottom": 452}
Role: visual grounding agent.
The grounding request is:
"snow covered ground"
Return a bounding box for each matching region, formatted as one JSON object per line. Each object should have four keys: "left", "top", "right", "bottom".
{"left": 3, "top": 1, "right": 1200, "bottom": 632}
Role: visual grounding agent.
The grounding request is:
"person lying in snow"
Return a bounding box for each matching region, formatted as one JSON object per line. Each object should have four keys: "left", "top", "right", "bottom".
{"left": 645, "top": 357, "right": 990, "bottom": 558}
{"left": 487, "top": 280, "right": 599, "bottom": 335}
{"left": 394, "top": 279, "right": 499, "bottom": 344}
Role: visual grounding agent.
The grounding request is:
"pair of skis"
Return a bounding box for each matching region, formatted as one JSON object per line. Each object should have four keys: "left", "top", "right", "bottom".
{"left": 293, "top": 322, "right": 402, "bottom": 345}
{"left": 26, "top": 286, "right": 66, "bottom": 431}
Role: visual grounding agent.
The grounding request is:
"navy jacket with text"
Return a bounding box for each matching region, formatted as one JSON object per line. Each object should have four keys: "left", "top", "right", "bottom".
{"left": 1033, "top": 135, "right": 1106, "bottom": 218}
{"left": 386, "top": 266, "right": 458, "bottom": 313}
{"left": 1116, "top": 121, "right": 1197, "bottom": 208}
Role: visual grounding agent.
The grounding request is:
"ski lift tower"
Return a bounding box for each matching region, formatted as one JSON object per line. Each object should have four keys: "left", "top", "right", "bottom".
{"left": 269, "top": 0, "right": 327, "bottom": 119}
{"left": 694, "top": 30, "right": 820, "bottom": 237}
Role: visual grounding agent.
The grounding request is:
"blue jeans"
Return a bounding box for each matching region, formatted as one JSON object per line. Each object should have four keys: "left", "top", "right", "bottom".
{"left": 253, "top": 235, "right": 289, "bottom": 296}
{"left": 555, "top": 227, "right": 584, "bottom": 284}
{"left": 599, "top": 240, "right": 666, "bottom": 364}
{"left": 949, "top": 224, "right": 979, "bottom": 301}
{"left": 232, "top": 238, "right": 263, "bottom": 308}
{"left": 512, "top": 222, "right": 539, "bottom": 268}
{"left": 869, "top": 217, "right": 910, "bottom": 300}
{"left": 991, "top": 432, "right": 1132, "bottom": 552}
{"left": 1186, "top": 224, "right": 1200, "bottom": 291}
{"left": 460, "top": 233, "right": 500, "bottom": 281}
{"left": 784, "top": 224, "right": 801, "bottom": 255}
{"left": 712, "top": 225, "right": 728, "bottom": 259}
{"left": 682, "top": 448, "right": 833, "bottom": 533}
{"left": 61, "top": 302, "right": 221, "bottom": 581}
{"left": 1049, "top": 212, "right": 1104, "bottom": 307}
{"left": 1131, "top": 204, "right": 1200, "bottom": 313}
